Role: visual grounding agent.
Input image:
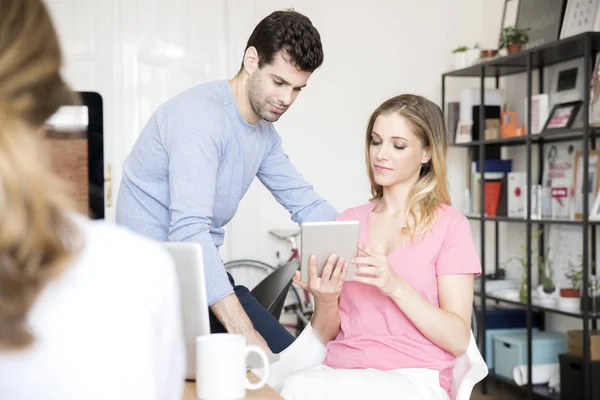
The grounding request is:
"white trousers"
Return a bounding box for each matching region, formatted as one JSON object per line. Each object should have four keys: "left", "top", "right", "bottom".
{"left": 280, "top": 364, "right": 450, "bottom": 400}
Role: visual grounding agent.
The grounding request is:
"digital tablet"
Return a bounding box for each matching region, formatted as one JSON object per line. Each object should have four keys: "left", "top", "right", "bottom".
{"left": 300, "top": 221, "right": 360, "bottom": 282}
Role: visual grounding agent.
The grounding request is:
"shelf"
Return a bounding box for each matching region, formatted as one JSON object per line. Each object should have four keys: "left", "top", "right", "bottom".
{"left": 452, "top": 128, "right": 599, "bottom": 148}
{"left": 444, "top": 28, "right": 599, "bottom": 400}
{"left": 475, "top": 292, "right": 600, "bottom": 319}
{"left": 443, "top": 32, "right": 600, "bottom": 78}
{"left": 465, "top": 214, "right": 599, "bottom": 225}
{"left": 487, "top": 371, "right": 560, "bottom": 400}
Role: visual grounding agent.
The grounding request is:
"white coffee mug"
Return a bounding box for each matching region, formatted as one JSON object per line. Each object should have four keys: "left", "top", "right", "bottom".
{"left": 196, "top": 334, "right": 270, "bottom": 400}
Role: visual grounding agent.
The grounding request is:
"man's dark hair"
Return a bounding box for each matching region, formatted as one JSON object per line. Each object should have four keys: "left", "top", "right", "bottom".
{"left": 242, "top": 10, "right": 324, "bottom": 73}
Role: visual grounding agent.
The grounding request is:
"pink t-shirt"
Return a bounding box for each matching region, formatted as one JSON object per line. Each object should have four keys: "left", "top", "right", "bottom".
{"left": 323, "top": 201, "right": 481, "bottom": 396}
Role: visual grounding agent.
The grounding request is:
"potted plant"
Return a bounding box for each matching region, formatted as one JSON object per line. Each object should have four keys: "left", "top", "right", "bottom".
{"left": 499, "top": 27, "right": 529, "bottom": 55}
{"left": 535, "top": 253, "right": 559, "bottom": 306}
{"left": 581, "top": 275, "right": 600, "bottom": 313}
{"left": 451, "top": 44, "right": 480, "bottom": 69}
{"left": 562, "top": 256, "right": 583, "bottom": 298}
{"left": 505, "top": 229, "right": 543, "bottom": 302}
{"left": 540, "top": 255, "right": 555, "bottom": 293}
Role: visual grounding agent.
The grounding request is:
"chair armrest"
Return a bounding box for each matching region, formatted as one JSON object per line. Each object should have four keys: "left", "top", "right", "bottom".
{"left": 453, "top": 331, "right": 488, "bottom": 400}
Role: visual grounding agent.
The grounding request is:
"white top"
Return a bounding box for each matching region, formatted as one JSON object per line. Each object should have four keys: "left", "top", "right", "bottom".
{"left": 0, "top": 216, "right": 185, "bottom": 400}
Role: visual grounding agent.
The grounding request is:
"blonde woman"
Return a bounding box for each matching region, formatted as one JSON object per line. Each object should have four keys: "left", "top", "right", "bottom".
{"left": 0, "top": 1, "right": 184, "bottom": 399}
{"left": 283, "top": 94, "right": 481, "bottom": 400}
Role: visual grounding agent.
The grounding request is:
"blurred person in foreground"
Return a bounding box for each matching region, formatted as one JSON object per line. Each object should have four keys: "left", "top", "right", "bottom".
{"left": 0, "top": 1, "right": 185, "bottom": 399}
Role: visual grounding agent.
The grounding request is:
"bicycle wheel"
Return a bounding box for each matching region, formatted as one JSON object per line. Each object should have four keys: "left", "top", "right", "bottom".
{"left": 224, "top": 259, "right": 274, "bottom": 291}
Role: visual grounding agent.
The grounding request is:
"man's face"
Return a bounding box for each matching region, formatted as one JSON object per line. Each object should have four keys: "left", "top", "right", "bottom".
{"left": 247, "top": 50, "right": 311, "bottom": 122}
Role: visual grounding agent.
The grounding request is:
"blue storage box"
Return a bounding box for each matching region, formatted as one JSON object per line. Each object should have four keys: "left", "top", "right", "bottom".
{"left": 476, "top": 306, "right": 543, "bottom": 330}
{"left": 493, "top": 331, "right": 567, "bottom": 381}
{"left": 482, "top": 328, "right": 539, "bottom": 369}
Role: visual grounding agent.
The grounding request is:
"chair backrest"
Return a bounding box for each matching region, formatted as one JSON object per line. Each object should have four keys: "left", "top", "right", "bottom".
{"left": 471, "top": 305, "right": 479, "bottom": 344}
{"left": 250, "top": 262, "right": 298, "bottom": 320}
{"left": 451, "top": 331, "right": 489, "bottom": 400}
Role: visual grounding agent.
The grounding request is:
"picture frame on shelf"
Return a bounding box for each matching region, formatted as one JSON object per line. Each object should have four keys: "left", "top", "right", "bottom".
{"left": 455, "top": 120, "right": 473, "bottom": 144}
{"left": 542, "top": 100, "right": 582, "bottom": 131}
{"left": 550, "top": 59, "right": 584, "bottom": 109}
{"left": 524, "top": 94, "right": 550, "bottom": 134}
{"left": 590, "top": 189, "right": 600, "bottom": 221}
{"left": 560, "top": 0, "right": 600, "bottom": 39}
{"left": 590, "top": 54, "right": 600, "bottom": 126}
{"left": 572, "top": 150, "right": 600, "bottom": 220}
{"left": 516, "top": 0, "right": 566, "bottom": 50}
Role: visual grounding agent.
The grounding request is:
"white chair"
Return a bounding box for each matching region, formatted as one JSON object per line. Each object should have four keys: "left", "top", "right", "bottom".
{"left": 450, "top": 330, "right": 489, "bottom": 400}
{"left": 252, "top": 323, "right": 488, "bottom": 400}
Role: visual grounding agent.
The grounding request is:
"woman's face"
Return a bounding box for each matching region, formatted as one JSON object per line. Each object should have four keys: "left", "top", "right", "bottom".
{"left": 369, "top": 113, "right": 430, "bottom": 188}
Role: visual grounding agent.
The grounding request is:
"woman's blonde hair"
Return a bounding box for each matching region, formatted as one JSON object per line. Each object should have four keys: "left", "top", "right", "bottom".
{"left": 365, "top": 94, "right": 451, "bottom": 240}
{"left": 0, "top": 0, "right": 80, "bottom": 350}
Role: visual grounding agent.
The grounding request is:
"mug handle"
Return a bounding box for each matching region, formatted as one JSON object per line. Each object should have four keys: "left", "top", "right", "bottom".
{"left": 244, "top": 345, "right": 269, "bottom": 390}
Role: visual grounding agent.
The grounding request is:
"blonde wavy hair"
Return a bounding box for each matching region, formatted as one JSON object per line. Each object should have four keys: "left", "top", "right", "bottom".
{"left": 0, "top": 0, "right": 80, "bottom": 351}
{"left": 365, "top": 94, "right": 451, "bottom": 240}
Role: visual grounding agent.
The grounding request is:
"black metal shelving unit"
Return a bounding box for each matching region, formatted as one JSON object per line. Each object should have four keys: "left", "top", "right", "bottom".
{"left": 442, "top": 32, "right": 600, "bottom": 400}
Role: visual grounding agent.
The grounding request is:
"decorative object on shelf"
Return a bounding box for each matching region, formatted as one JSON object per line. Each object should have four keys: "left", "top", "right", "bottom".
{"left": 500, "top": 111, "right": 525, "bottom": 138}
{"left": 540, "top": 246, "right": 552, "bottom": 292}
{"left": 505, "top": 229, "right": 544, "bottom": 303}
{"left": 470, "top": 160, "right": 512, "bottom": 216}
{"left": 530, "top": 184, "right": 543, "bottom": 219}
{"left": 580, "top": 275, "right": 600, "bottom": 313}
{"left": 507, "top": 172, "right": 527, "bottom": 217}
{"left": 499, "top": 26, "right": 530, "bottom": 55}
{"left": 536, "top": 284, "right": 559, "bottom": 306}
{"left": 560, "top": 255, "right": 583, "bottom": 310}
{"left": 451, "top": 44, "right": 480, "bottom": 70}
{"left": 459, "top": 88, "right": 505, "bottom": 123}
{"left": 560, "top": 0, "right": 600, "bottom": 39}
{"left": 461, "top": 188, "right": 472, "bottom": 214}
{"left": 591, "top": 54, "right": 600, "bottom": 126}
{"left": 485, "top": 119, "right": 501, "bottom": 140}
{"left": 536, "top": 251, "right": 559, "bottom": 306}
{"left": 524, "top": 94, "right": 549, "bottom": 135}
{"left": 472, "top": 105, "right": 502, "bottom": 141}
{"left": 542, "top": 142, "right": 579, "bottom": 219}
{"left": 590, "top": 188, "right": 600, "bottom": 220}
{"left": 446, "top": 101, "right": 460, "bottom": 144}
{"left": 455, "top": 120, "right": 473, "bottom": 144}
{"left": 479, "top": 49, "right": 498, "bottom": 59}
{"left": 542, "top": 100, "right": 582, "bottom": 130}
{"left": 498, "top": 0, "right": 520, "bottom": 50}
{"left": 572, "top": 149, "right": 600, "bottom": 219}
{"left": 550, "top": 60, "right": 584, "bottom": 110}
{"left": 515, "top": 0, "right": 567, "bottom": 49}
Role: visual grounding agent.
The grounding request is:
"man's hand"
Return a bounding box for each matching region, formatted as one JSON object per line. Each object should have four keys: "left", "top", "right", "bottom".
{"left": 244, "top": 328, "right": 272, "bottom": 354}
{"left": 210, "top": 293, "right": 272, "bottom": 354}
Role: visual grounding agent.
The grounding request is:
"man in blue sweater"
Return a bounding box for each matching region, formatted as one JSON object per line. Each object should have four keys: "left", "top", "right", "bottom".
{"left": 116, "top": 10, "right": 338, "bottom": 353}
